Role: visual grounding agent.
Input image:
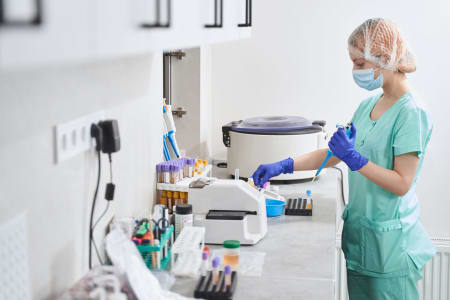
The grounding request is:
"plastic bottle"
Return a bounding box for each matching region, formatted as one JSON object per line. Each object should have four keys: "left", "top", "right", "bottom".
{"left": 175, "top": 204, "right": 193, "bottom": 239}
{"left": 223, "top": 240, "right": 240, "bottom": 268}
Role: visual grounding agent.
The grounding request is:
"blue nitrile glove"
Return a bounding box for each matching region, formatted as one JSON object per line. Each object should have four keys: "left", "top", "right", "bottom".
{"left": 252, "top": 158, "right": 294, "bottom": 187}
{"left": 328, "top": 123, "right": 368, "bottom": 171}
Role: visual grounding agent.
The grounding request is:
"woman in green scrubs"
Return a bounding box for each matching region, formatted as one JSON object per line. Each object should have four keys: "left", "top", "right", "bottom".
{"left": 252, "top": 18, "right": 434, "bottom": 299}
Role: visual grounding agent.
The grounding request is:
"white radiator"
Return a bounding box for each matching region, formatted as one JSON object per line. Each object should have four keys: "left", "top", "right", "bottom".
{"left": 335, "top": 236, "right": 450, "bottom": 300}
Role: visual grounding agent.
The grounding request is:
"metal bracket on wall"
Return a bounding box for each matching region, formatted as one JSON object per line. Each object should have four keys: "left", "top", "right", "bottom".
{"left": 172, "top": 107, "right": 187, "bottom": 118}
{"left": 0, "top": 0, "right": 43, "bottom": 27}
{"left": 165, "top": 50, "right": 185, "bottom": 60}
{"left": 163, "top": 50, "right": 188, "bottom": 115}
{"left": 238, "top": 0, "right": 252, "bottom": 27}
{"left": 141, "top": 0, "right": 171, "bottom": 29}
{"left": 205, "top": 0, "right": 223, "bottom": 28}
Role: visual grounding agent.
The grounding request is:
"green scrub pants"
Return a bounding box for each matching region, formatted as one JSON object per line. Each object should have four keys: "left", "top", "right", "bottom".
{"left": 347, "top": 258, "right": 423, "bottom": 300}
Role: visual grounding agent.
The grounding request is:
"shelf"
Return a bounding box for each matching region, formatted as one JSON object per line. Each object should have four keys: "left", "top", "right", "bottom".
{"left": 156, "top": 165, "right": 212, "bottom": 192}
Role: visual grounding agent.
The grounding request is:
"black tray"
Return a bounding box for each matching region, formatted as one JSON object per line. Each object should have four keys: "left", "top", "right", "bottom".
{"left": 285, "top": 198, "right": 313, "bottom": 216}
{"left": 194, "top": 270, "right": 237, "bottom": 300}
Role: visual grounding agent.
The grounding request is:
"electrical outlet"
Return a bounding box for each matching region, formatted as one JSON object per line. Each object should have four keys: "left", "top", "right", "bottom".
{"left": 54, "top": 111, "right": 105, "bottom": 164}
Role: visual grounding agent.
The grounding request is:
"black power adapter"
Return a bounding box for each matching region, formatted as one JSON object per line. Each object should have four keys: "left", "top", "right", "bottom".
{"left": 98, "top": 120, "right": 121, "bottom": 154}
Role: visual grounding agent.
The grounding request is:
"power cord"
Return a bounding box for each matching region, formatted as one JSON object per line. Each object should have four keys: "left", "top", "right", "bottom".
{"left": 92, "top": 201, "right": 110, "bottom": 265}
{"left": 89, "top": 156, "right": 114, "bottom": 268}
{"left": 88, "top": 121, "right": 119, "bottom": 269}
{"left": 89, "top": 149, "right": 101, "bottom": 269}
{"left": 331, "top": 166, "right": 346, "bottom": 206}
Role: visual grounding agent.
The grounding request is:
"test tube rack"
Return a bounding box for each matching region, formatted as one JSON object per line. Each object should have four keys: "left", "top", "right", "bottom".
{"left": 285, "top": 198, "right": 313, "bottom": 216}
{"left": 157, "top": 165, "right": 212, "bottom": 192}
{"left": 171, "top": 226, "right": 206, "bottom": 277}
{"left": 194, "top": 270, "right": 238, "bottom": 300}
{"left": 136, "top": 225, "right": 174, "bottom": 270}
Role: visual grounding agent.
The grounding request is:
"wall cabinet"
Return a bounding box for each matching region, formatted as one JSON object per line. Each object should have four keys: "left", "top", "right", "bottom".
{"left": 0, "top": 0, "right": 251, "bottom": 68}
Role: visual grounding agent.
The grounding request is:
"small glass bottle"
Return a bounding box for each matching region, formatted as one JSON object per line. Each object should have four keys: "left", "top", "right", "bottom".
{"left": 167, "top": 191, "right": 173, "bottom": 211}
{"left": 160, "top": 190, "right": 167, "bottom": 206}
{"left": 162, "top": 164, "right": 170, "bottom": 183}
{"left": 173, "top": 191, "right": 180, "bottom": 206}
{"left": 187, "top": 159, "right": 195, "bottom": 177}
{"left": 180, "top": 192, "right": 187, "bottom": 204}
{"left": 223, "top": 240, "right": 240, "bottom": 268}
{"left": 183, "top": 158, "right": 190, "bottom": 178}
{"left": 156, "top": 164, "right": 162, "bottom": 183}
{"left": 247, "top": 177, "right": 255, "bottom": 188}
{"left": 306, "top": 189, "right": 312, "bottom": 210}
{"left": 173, "top": 165, "right": 180, "bottom": 183}
{"left": 177, "top": 160, "right": 182, "bottom": 180}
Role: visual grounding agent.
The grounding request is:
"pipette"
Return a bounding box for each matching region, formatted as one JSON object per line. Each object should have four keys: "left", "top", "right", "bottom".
{"left": 311, "top": 124, "right": 352, "bottom": 182}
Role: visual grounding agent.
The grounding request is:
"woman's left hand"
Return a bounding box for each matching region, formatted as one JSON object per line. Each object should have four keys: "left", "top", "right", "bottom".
{"left": 328, "top": 123, "right": 368, "bottom": 171}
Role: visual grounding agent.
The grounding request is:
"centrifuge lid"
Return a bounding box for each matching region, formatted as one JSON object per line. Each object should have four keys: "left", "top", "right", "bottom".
{"left": 230, "top": 116, "right": 323, "bottom": 135}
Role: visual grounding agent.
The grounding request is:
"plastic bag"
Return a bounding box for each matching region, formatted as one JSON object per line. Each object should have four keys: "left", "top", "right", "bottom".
{"left": 211, "top": 250, "right": 266, "bottom": 277}
{"left": 105, "top": 227, "right": 198, "bottom": 300}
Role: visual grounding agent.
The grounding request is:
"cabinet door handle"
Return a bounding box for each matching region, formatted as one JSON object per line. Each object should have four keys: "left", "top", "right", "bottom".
{"left": 0, "top": 0, "right": 43, "bottom": 27}
{"left": 141, "top": 0, "right": 171, "bottom": 28}
{"left": 238, "top": 0, "right": 252, "bottom": 27}
{"left": 205, "top": 0, "right": 223, "bottom": 28}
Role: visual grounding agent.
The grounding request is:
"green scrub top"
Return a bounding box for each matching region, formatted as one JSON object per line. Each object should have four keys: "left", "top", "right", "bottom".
{"left": 342, "top": 92, "right": 436, "bottom": 278}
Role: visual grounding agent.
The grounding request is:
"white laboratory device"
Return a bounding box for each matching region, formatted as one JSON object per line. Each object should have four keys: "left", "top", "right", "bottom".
{"left": 188, "top": 178, "right": 267, "bottom": 245}
{"left": 222, "top": 116, "right": 328, "bottom": 180}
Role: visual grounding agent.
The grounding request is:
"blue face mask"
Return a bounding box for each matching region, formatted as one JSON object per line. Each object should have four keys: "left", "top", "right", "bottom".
{"left": 352, "top": 69, "right": 383, "bottom": 91}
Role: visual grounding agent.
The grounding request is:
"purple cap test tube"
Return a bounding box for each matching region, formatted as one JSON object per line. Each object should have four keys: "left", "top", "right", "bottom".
{"left": 212, "top": 256, "right": 220, "bottom": 268}
{"left": 201, "top": 251, "right": 208, "bottom": 276}
{"left": 224, "top": 264, "right": 232, "bottom": 287}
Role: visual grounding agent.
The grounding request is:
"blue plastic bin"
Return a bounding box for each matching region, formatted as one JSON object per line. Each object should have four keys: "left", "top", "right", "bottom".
{"left": 265, "top": 199, "right": 285, "bottom": 217}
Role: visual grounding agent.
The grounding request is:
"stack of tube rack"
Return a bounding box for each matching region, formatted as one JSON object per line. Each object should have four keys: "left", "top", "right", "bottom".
{"left": 157, "top": 158, "right": 209, "bottom": 184}
{"left": 132, "top": 219, "right": 175, "bottom": 271}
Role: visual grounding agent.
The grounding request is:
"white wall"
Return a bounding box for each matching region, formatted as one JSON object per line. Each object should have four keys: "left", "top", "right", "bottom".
{"left": 0, "top": 54, "right": 163, "bottom": 299}
{"left": 209, "top": 0, "right": 450, "bottom": 237}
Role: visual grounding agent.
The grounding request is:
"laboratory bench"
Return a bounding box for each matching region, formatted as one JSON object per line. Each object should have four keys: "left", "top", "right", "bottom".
{"left": 171, "top": 166, "right": 343, "bottom": 300}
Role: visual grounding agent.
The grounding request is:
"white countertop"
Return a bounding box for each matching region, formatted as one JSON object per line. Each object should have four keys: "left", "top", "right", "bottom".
{"left": 171, "top": 166, "right": 343, "bottom": 300}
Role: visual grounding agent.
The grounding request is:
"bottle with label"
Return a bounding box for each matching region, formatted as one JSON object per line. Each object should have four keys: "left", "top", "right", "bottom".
{"left": 175, "top": 204, "right": 193, "bottom": 239}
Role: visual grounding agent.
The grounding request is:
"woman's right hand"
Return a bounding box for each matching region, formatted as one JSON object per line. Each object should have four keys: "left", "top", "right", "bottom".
{"left": 252, "top": 158, "right": 294, "bottom": 187}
